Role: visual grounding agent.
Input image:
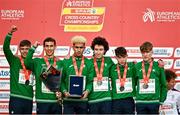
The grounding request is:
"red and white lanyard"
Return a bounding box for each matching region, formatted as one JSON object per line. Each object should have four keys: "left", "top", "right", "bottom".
{"left": 142, "top": 61, "right": 153, "bottom": 85}
{"left": 94, "top": 57, "right": 104, "bottom": 81}
{"left": 43, "top": 56, "right": 57, "bottom": 67}
{"left": 19, "top": 56, "right": 31, "bottom": 81}
{"left": 116, "top": 63, "right": 128, "bottom": 87}
{"left": 72, "top": 56, "right": 84, "bottom": 76}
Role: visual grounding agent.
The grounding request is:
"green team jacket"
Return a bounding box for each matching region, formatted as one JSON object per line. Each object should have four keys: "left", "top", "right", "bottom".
{"left": 135, "top": 61, "right": 167, "bottom": 104}
{"left": 3, "top": 33, "right": 33, "bottom": 100}
{"left": 24, "top": 47, "right": 63, "bottom": 103}
{"left": 61, "top": 56, "right": 94, "bottom": 102}
{"left": 110, "top": 62, "right": 136, "bottom": 100}
{"left": 88, "top": 57, "right": 114, "bottom": 103}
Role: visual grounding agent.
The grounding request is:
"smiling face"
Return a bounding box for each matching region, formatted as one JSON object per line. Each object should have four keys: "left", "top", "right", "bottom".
{"left": 44, "top": 41, "right": 56, "bottom": 57}
{"left": 94, "top": 45, "right": 105, "bottom": 59}
{"left": 73, "top": 43, "right": 85, "bottom": 57}
{"left": 19, "top": 46, "right": 31, "bottom": 58}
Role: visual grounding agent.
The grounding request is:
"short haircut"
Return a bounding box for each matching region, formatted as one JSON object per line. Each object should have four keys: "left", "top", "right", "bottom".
{"left": 91, "top": 36, "right": 109, "bottom": 54}
{"left": 115, "top": 47, "right": 127, "bottom": 57}
{"left": 43, "top": 37, "right": 56, "bottom": 46}
{"left": 71, "top": 35, "right": 86, "bottom": 44}
{"left": 19, "top": 40, "right": 31, "bottom": 47}
{"left": 140, "top": 41, "right": 153, "bottom": 52}
{"left": 165, "top": 69, "right": 177, "bottom": 82}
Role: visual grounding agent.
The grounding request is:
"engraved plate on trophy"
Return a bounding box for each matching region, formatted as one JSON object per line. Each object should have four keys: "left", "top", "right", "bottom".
{"left": 68, "top": 75, "right": 84, "bottom": 98}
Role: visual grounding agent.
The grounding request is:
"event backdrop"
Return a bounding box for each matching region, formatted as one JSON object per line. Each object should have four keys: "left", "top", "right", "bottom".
{"left": 0, "top": 0, "right": 180, "bottom": 113}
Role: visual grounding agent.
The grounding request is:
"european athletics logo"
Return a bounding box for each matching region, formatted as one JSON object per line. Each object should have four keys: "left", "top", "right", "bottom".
{"left": 143, "top": 8, "right": 155, "bottom": 22}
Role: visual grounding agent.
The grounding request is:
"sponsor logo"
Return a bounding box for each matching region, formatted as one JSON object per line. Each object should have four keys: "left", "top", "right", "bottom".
{"left": 126, "top": 47, "right": 141, "bottom": 57}
{"left": 0, "top": 91, "right": 9, "bottom": 101}
{"left": 0, "top": 80, "right": 10, "bottom": 90}
{"left": 69, "top": 46, "right": 93, "bottom": 56}
{"left": 174, "top": 48, "right": 180, "bottom": 57}
{"left": 65, "top": 0, "right": 92, "bottom": 7}
{"left": 143, "top": 8, "right": 180, "bottom": 23}
{"left": 174, "top": 59, "right": 180, "bottom": 69}
{"left": 60, "top": 0, "right": 106, "bottom": 32}
{"left": 0, "top": 57, "right": 9, "bottom": 67}
{"left": 83, "top": 47, "right": 93, "bottom": 56}
{"left": 54, "top": 46, "right": 70, "bottom": 56}
{"left": 155, "top": 59, "right": 173, "bottom": 69}
{"left": 105, "top": 47, "right": 116, "bottom": 57}
{"left": 0, "top": 45, "right": 17, "bottom": 56}
{"left": 18, "top": 45, "right": 43, "bottom": 56}
{"left": 1, "top": 9, "right": 24, "bottom": 20}
{"left": 0, "top": 68, "right": 10, "bottom": 78}
{"left": 153, "top": 47, "right": 173, "bottom": 57}
{"left": 0, "top": 103, "right": 8, "bottom": 113}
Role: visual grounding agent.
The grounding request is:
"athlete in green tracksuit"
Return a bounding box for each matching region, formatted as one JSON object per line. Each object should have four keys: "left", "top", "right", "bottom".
{"left": 3, "top": 26, "right": 34, "bottom": 114}
{"left": 61, "top": 35, "right": 94, "bottom": 114}
{"left": 24, "top": 37, "right": 63, "bottom": 114}
{"left": 88, "top": 37, "right": 114, "bottom": 114}
{"left": 135, "top": 41, "right": 167, "bottom": 114}
{"left": 110, "top": 47, "right": 136, "bottom": 114}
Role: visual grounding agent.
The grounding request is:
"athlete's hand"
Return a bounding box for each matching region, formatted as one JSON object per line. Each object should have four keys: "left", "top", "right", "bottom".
{"left": 33, "top": 41, "right": 40, "bottom": 48}
{"left": 64, "top": 91, "right": 70, "bottom": 97}
{"left": 81, "top": 90, "right": 89, "bottom": 99}
{"left": 9, "top": 25, "right": 17, "bottom": 34}
{"left": 55, "top": 91, "right": 62, "bottom": 99}
{"left": 158, "top": 59, "right": 164, "bottom": 68}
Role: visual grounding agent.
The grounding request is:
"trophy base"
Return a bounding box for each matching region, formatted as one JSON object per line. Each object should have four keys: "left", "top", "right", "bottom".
{"left": 68, "top": 94, "right": 82, "bottom": 99}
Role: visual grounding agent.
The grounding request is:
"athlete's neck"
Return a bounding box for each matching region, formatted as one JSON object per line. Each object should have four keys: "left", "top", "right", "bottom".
{"left": 46, "top": 55, "right": 54, "bottom": 59}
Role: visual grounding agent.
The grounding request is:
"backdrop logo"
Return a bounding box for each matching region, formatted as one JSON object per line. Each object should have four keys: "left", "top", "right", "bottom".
{"left": 0, "top": 45, "right": 17, "bottom": 56}
{"left": 0, "top": 80, "right": 10, "bottom": 90}
{"left": 174, "top": 59, "right": 180, "bottom": 69}
{"left": 54, "top": 46, "right": 70, "bottom": 56}
{"left": 69, "top": 46, "right": 93, "bottom": 56}
{"left": 83, "top": 47, "right": 93, "bottom": 56}
{"left": 143, "top": 8, "right": 180, "bottom": 22}
{"left": 126, "top": 47, "right": 141, "bottom": 57}
{"left": 105, "top": 47, "right": 116, "bottom": 57}
{"left": 153, "top": 47, "right": 173, "bottom": 57}
{"left": 0, "top": 68, "right": 10, "bottom": 78}
{"left": 0, "top": 57, "right": 9, "bottom": 67}
{"left": 60, "top": 0, "right": 106, "bottom": 32}
{"left": 159, "top": 59, "right": 174, "bottom": 69}
{"left": 143, "top": 8, "right": 155, "bottom": 22}
{"left": 174, "top": 48, "right": 180, "bottom": 57}
{"left": 0, "top": 103, "right": 8, "bottom": 113}
{"left": 0, "top": 91, "right": 9, "bottom": 101}
{"left": 1, "top": 9, "right": 24, "bottom": 20}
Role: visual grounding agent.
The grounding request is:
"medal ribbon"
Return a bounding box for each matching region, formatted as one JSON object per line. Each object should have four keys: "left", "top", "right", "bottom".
{"left": 116, "top": 63, "right": 128, "bottom": 87}
{"left": 94, "top": 57, "right": 104, "bottom": 81}
{"left": 72, "top": 56, "right": 84, "bottom": 76}
{"left": 19, "top": 56, "right": 31, "bottom": 82}
{"left": 44, "top": 56, "right": 57, "bottom": 67}
{"left": 142, "top": 61, "right": 153, "bottom": 85}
